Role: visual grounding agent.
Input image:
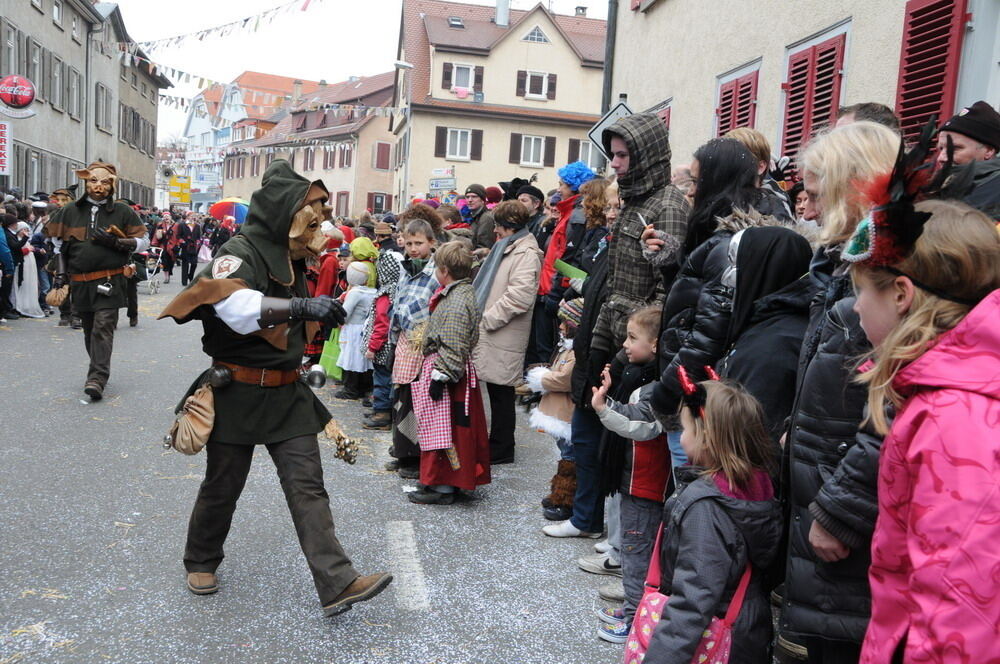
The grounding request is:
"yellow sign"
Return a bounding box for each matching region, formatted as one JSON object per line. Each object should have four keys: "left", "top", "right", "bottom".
{"left": 169, "top": 175, "right": 191, "bottom": 203}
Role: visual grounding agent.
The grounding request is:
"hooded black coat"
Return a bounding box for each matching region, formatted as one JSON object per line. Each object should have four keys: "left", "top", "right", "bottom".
{"left": 644, "top": 468, "right": 781, "bottom": 664}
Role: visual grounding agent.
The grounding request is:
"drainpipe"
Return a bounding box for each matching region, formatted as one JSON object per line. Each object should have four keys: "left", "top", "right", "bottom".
{"left": 601, "top": 0, "right": 618, "bottom": 113}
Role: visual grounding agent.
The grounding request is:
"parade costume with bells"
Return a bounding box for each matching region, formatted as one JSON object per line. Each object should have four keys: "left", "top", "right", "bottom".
{"left": 45, "top": 162, "right": 149, "bottom": 400}
{"left": 159, "top": 160, "right": 391, "bottom": 616}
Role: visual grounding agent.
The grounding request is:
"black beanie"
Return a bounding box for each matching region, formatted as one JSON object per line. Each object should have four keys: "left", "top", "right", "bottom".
{"left": 516, "top": 185, "right": 545, "bottom": 202}
{"left": 464, "top": 184, "right": 487, "bottom": 200}
{"left": 940, "top": 101, "right": 1000, "bottom": 151}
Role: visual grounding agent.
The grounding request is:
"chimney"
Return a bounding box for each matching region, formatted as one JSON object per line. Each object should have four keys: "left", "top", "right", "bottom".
{"left": 575, "top": 6, "right": 587, "bottom": 16}
{"left": 496, "top": 0, "right": 509, "bottom": 27}
{"left": 292, "top": 79, "right": 303, "bottom": 104}
{"left": 318, "top": 79, "right": 327, "bottom": 87}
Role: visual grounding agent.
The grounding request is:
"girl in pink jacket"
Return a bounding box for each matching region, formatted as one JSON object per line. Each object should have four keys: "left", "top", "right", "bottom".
{"left": 846, "top": 198, "right": 1000, "bottom": 663}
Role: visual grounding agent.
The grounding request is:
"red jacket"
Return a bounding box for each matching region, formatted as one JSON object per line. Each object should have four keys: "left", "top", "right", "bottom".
{"left": 315, "top": 252, "right": 340, "bottom": 298}
{"left": 367, "top": 294, "right": 391, "bottom": 353}
{"left": 538, "top": 194, "right": 579, "bottom": 296}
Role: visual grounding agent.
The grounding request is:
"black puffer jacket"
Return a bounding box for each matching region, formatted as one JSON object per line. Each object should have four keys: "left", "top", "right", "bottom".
{"left": 645, "top": 468, "right": 781, "bottom": 664}
{"left": 650, "top": 209, "right": 775, "bottom": 420}
{"left": 780, "top": 245, "right": 878, "bottom": 644}
{"left": 570, "top": 243, "right": 610, "bottom": 407}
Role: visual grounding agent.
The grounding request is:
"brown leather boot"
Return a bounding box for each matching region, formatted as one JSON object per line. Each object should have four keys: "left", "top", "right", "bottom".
{"left": 84, "top": 381, "right": 104, "bottom": 402}
{"left": 322, "top": 573, "right": 393, "bottom": 616}
{"left": 186, "top": 572, "right": 218, "bottom": 595}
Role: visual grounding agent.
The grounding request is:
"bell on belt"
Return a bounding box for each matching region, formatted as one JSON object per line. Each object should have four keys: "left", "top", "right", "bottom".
{"left": 305, "top": 364, "right": 327, "bottom": 389}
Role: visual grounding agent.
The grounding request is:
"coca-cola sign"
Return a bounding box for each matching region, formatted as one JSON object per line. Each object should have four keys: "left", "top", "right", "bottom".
{"left": 0, "top": 75, "right": 35, "bottom": 108}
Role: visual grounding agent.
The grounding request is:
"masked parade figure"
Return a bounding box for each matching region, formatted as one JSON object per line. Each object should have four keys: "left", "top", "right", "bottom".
{"left": 159, "top": 160, "right": 392, "bottom": 616}
{"left": 46, "top": 162, "right": 149, "bottom": 400}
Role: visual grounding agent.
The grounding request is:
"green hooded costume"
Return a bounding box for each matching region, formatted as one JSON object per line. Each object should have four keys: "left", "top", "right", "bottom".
{"left": 160, "top": 160, "right": 331, "bottom": 444}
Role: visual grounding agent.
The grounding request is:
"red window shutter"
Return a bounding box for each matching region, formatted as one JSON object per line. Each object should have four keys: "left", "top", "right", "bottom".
{"left": 543, "top": 136, "right": 556, "bottom": 167}
{"left": 470, "top": 129, "right": 483, "bottom": 161}
{"left": 716, "top": 79, "right": 738, "bottom": 137}
{"left": 547, "top": 73, "right": 557, "bottom": 100}
{"left": 657, "top": 106, "right": 671, "bottom": 128}
{"left": 366, "top": 192, "right": 375, "bottom": 211}
{"left": 509, "top": 133, "right": 521, "bottom": 164}
{"left": 516, "top": 70, "right": 526, "bottom": 97}
{"left": 568, "top": 138, "right": 580, "bottom": 162}
{"left": 630, "top": 0, "right": 641, "bottom": 9}
{"left": 435, "top": 126, "right": 447, "bottom": 158}
{"left": 717, "top": 71, "right": 759, "bottom": 136}
{"left": 385, "top": 194, "right": 393, "bottom": 212}
{"left": 442, "top": 62, "right": 453, "bottom": 89}
{"left": 375, "top": 142, "right": 390, "bottom": 169}
{"left": 895, "top": 0, "right": 968, "bottom": 143}
{"left": 474, "top": 66, "right": 484, "bottom": 93}
{"left": 781, "top": 33, "right": 846, "bottom": 167}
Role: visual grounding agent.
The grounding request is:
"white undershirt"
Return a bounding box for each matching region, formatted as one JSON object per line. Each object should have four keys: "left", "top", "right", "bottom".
{"left": 212, "top": 288, "right": 264, "bottom": 334}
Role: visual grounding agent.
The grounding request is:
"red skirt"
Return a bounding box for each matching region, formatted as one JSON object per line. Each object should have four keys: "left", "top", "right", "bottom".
{"left": 419, "top": 375, "right": 491, "bottom": 491}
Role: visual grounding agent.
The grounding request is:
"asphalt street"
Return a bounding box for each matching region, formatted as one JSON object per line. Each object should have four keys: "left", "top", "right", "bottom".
{"left": 0, "top": 273, "right": 620, "bottom": 664}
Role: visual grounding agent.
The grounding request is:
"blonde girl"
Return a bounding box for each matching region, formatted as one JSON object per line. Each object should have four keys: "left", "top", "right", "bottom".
{"left": 643, "top": 380, "right": 780, "bottom": 664}
{"left": 849, "top": 200, "right": 1000, "bottom": 663}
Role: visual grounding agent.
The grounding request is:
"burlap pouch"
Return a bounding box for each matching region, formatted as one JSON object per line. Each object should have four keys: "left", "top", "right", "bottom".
{"left": 45, "top": 285, "right": 69, "bottom": 307}
{"left": 166, "top": 383, "right": 214, "bottom": 455}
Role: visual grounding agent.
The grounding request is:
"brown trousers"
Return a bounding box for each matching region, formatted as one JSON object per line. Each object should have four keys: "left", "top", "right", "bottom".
{"left": 184, "top": 435, "right": 359, "bottom": 605}
{"left": 79, "top": 308, "right": 118, "bottom": 388}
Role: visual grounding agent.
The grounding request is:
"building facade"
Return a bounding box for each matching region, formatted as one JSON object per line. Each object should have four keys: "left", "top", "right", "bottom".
{"left": 178, "top": 72, "right": 320, "bottom": 212}
{"left": 0, "top": 0, "right": 169, "bottom": 203}
{"left": 609, "top": 0, "right": 1000, "bottom": 167}
{"left": 222, "top": 73, "right": 397, "bottom": 218}
{"left": 392, "top": 0, "right": 607, "bottom": 207}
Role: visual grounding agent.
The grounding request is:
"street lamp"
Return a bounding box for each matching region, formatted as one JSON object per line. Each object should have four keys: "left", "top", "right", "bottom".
{"left": 394, "top": 60, "right": 414, "bottom": 208}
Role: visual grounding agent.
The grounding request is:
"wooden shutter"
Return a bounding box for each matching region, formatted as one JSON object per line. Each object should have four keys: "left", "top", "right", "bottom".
{"left": 470, "top": 129, "right": 483, "bottom": 161}
{"left": 366, "top": 192, "right": 375, "bottom": 211}
{"left": 781, "top": 33, "right": 845, "bottom": 166}
{"left": 658, "top": 106, "right": 671, "bottom": 128}
{"left": 375, "top": 142, "right": 390, "bottom": 169}
{"left": 442, "top": 62, "right": 453, "bottom": 89}
{"left": 544, "top": 136, "right": 556, "bottom": 167}
{"left": 895, "top": 0, "right": 968, "bottom": 142}
{"left": 717, "top": 70, "right": 759, "bottom": 136}
{"left": 568, "top": 138, "right": 580, "bottom": 162}
{"left": 385, "top": 194, "right": 393, "bottom": 212}
{"left": 474, "top": 66, "right": 484, "bottom": 93}
{"left": 435, "top": 126, "right": 447, "bottom": 158}
{"left": 547, "top": 73, "right": 557, "bottom": 100}
{"left": 516, "top": 70, "right": 526, "bottom": 97}
{"left": 509, "top": 133, "right": 521, "bottom": 164}
{"left": 630, "top": 0, "right": 642, "bottom": 9}
{"left": 338, "top": 146, "right": 345, "bottom": 168}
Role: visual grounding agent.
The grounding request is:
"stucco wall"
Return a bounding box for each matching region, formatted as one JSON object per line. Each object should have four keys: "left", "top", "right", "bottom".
{"left": 611, "top": 0, "right": 907, "bottom": 164}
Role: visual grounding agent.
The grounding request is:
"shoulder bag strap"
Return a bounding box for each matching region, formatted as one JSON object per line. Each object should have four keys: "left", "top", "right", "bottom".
{"left": 722, "top": 562, "right": 752, "bottom": 626}
{"left": 643, "top": 523, "right": 664, "bottom": 590}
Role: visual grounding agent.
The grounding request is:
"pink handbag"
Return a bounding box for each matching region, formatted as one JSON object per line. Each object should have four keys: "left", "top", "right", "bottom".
{"left": 623, "top": 525, "right": 752, "bottom": 664}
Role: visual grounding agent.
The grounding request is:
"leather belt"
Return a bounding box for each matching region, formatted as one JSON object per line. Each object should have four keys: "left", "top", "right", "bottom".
{"left": 213, "top": 361, "right": 301, "bottom": 387}
{"left": 71, "top": 267, "right": 125, "bottom": 282}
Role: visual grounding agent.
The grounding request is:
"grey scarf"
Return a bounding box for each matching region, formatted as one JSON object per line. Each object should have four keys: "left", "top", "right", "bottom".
{"left": 473, "top": 227, "right": 528, "bottom": 311}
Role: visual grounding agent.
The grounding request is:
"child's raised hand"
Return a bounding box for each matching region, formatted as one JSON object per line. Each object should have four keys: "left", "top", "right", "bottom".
{"left": 590, "top": 364, "right": 612, "bottom": 412}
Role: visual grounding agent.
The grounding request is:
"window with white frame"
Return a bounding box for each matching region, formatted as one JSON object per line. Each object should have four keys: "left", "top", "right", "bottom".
{"left": 452, "top": 64, "right": 473, "bottom": 90}
{"left": 521, "top": 135, "right": 544, "bottom": 167}
{"left": 50, "top": 57, "right": 62, "bottom": 109}
{"left": 53, "top": 0, "right": 64, "bottom": 25}
{"left": 526, "top": 71, "right": 547, "bottom": 98}
{"left": 579, "top": 140, "right": 605, "bottom": 171}
{"left": 71, "top": 16, "right": 80, "bottom": 41}
{"left": 28, "top": 42, "right": 42, "bottom": 94}
{"left": 69, "top": 69, "right": 80, "bottom": 118}
{"left": 523, "top": 26, "right": 549, "bottom": 43}
{"left": 31, "top": 0, "right": 42, "bottom": 11}
{"left": 3, "top": 23, "right": 17, "bottom": 76}
{"left": 447, "top": 128, "right": 471, "bottom": 160}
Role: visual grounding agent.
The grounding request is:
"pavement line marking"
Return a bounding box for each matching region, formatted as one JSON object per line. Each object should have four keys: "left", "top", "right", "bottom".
{"left": 385, "top": 520, "right": 431, "bottom": 610}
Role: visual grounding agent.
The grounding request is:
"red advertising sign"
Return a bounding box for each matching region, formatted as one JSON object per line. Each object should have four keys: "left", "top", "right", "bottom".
{"left": 0, "top": 75, "right": 37, "bottom": 118}
{"left": 0, "top": 121, "right": 11, "bottom": 176}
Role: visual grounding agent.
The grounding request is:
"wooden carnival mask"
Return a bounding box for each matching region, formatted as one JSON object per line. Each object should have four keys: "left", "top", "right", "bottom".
{"left": 76, "top": 162, "right": 118, "bottom": 202}
{"left": 288, "top": 192, "right": 333, "bottom": 261}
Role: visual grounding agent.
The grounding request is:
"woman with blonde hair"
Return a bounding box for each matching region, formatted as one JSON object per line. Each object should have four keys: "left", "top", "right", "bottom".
{"left": 778, "top": 120, "right": 899, "bottom": 662}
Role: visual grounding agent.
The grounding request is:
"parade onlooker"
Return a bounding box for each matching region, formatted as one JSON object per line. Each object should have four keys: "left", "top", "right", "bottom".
{"left": 361, "top": 247, "right": 402, "bottom": 430}
{"left": 409, "top": 241, "right": 490, "bottom": 504}
{"left": 835, "top": 102, "right": 901, "bottom": 132}
{"left": 641, "top": 380, "right": 780, "bottom": 664}
{"left": 779, "top": 121, "right": 899, "bottom": 661}
{"left": 176, "top": 215, "right": 202, "bottom": 286}
{"left": 847, "top": 200, "right": 1000, "bottom": 664}
{"left": 335, "top": 262, "right": 376, "bottom": 400}
{"left": 725, "top": 127, "right": 793, "bottom": 221}
{"left": 472, "top": 200, "right": 543, "bottom": 464}
{"left": 936, "top": 100, "right": 1000, "bottom": 219}
{"left": 463, "top": 184, "right": 496, "bottom": 251}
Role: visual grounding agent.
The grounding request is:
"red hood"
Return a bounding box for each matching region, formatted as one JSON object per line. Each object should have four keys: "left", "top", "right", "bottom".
{"left": 893, "top": 289, "right": 1000, "bottom": 400}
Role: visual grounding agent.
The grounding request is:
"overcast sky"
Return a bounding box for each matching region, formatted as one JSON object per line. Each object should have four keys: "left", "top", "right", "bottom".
{"left": 112, "top": 0, "right": 608, "bottom": 143}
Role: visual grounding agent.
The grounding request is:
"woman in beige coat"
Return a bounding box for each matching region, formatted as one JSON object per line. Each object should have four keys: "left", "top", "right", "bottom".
{"left": 472, "top": 201, "right": 543, "bottom": 464}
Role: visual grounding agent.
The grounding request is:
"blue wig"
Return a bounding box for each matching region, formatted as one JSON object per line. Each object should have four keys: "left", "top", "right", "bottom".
{"left": 557, "top": 160, "right": 597, "bottom": 192}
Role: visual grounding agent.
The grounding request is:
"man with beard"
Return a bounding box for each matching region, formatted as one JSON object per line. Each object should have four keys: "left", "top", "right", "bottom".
{"left": 159, "top": 160, "right": 392, "bottom": 617}
{"left": 46, "top": 163, "right": 148, "bottom": 399}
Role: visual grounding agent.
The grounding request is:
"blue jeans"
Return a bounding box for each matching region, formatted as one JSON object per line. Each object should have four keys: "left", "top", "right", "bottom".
{"left": 37, "top": 267, "right": 50, "bottom": 308}
{"left": 667, "top": 430, "right": 687, "bottom": 484}
{"left": 372, "top": 363, "right": 393, "bottom": 412}
{"left": 569, "top": 408, "right": 604, "bottom": 533}
{"left": 556, "top": 436, "right": 574, "bottom": 461}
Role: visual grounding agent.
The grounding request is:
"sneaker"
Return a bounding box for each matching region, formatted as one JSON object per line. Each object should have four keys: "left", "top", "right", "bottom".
{"left": 594, "top": 539, "right": 613, "bottom": 554}
{"left": 598, "top": 620, "right": 631, "bottom": 644}
{"left": 363, "top": 411, "right": 392, "bottom": 430}
{"left": 578, "top": 553, "right": 623, "bottom": 577}
{"left": 598, "top": 579, "right": 626, "bottom": 603}
{"left": 594, "top": 606, "right": 626, "bottom": 625}
{"left": 542, "top": 520, "right": 602, "bottom": 538}
{"left": 543, "top": 505, "right": 572, "bottom": 521}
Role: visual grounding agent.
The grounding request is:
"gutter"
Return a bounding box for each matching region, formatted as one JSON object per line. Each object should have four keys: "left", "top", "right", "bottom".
{"left": 601, "top": 0, "right": 618, "bottom": 113}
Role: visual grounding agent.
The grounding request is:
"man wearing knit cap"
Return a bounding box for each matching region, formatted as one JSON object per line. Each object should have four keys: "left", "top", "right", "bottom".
{"left": 937, "top": 100, "right": 1000, "bottom": 219}
{"left": 463, "top": 184, "right": 495, "bottom": 252}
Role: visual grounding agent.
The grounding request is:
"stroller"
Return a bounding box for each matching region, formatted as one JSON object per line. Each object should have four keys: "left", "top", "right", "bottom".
{"left": 139, "top": 247, "right": 165, "bottom": 295}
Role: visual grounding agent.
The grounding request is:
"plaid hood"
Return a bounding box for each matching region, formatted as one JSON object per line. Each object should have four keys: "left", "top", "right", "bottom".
{"left": 603, "top": 113, "right": 672, "bottom": 200}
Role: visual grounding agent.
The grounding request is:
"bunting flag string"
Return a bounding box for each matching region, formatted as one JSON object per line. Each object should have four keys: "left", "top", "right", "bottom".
{"left": 91, "top": 0, "right": 325, "bottom": 52}
{"left": 158, "top": 93, "right": 405, "bottom": 118}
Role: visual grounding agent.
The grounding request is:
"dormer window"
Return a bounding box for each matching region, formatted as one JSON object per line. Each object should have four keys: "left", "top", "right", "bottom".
{"left": 448, "top": 16, "right": 464, "bottom": 28}
{"left": 523, "top": 26, "right": 549, "bottom": 43}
